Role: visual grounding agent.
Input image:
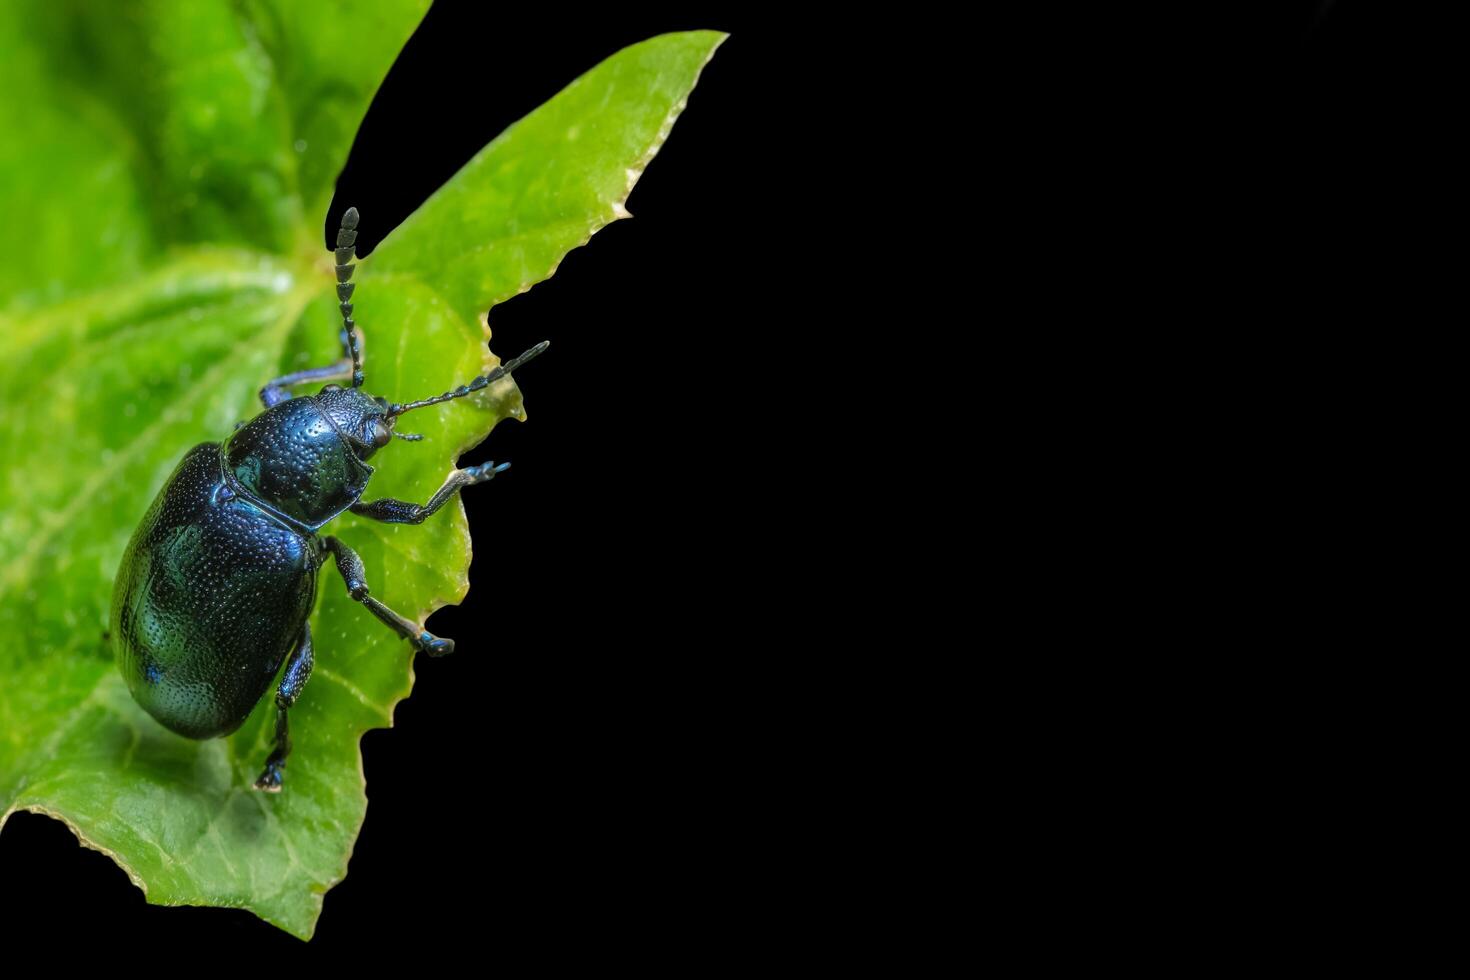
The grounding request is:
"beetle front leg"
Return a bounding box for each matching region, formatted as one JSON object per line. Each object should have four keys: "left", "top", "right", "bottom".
{"left": 253, "top": 623, "right": 314, "bottom": 792}
{"left": 323, "top": 536, "right": 455, "bottom": 656}
{"left": 349, "top": 461, "right": 510, "bottom": 524}
{"left": 259, "top": 362, "right": 353, "bottom": 408}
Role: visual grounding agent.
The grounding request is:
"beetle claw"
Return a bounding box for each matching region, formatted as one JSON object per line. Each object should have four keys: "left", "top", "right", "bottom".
{"left": 254, "top": 765, "right": 284, "bottom": 792}
{"left": 464, "top": 461, "right": 510, "bottom": 484}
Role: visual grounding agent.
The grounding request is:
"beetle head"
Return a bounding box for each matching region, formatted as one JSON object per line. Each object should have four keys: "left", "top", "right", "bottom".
{"left": 310, "top": 340, "right": 551, "bottom": 461}
{"left": 313, "top": 385, "right": 403, "bottom": 461}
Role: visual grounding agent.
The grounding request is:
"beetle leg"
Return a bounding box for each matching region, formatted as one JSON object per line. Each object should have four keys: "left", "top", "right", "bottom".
{"left": 259, "top": 361, "right": 353, "bottom": 408}
{"left": 323, "top": 536, "right": 455, "bottom": 656}
{"left": 349, "top": 461, "right": 510, "bottom": 525}
{"left": 253, "top": 623, "right": 314, "bottom": 793}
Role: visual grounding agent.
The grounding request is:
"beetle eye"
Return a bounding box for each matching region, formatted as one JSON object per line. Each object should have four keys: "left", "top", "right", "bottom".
{"left": 370, "top": 420, "right": 393, "bottom": 447}
{"left": 322, "top": 383, "right": 342, "bottom": 393}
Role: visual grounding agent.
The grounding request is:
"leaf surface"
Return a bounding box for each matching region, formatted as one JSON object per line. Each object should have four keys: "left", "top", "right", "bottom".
{"left": 0, "top": 3, "right": 724, "bottom": 938}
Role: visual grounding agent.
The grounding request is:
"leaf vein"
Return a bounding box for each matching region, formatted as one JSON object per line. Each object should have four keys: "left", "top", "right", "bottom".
{"left": 0, "top": 278, "right": 318, "bottom": 602}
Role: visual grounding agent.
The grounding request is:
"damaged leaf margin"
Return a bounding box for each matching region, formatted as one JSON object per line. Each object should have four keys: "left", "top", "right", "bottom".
{"left": 0, "top": 6, "right": 725, "bottom": 939}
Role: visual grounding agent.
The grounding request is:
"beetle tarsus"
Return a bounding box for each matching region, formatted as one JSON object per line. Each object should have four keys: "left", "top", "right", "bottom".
{"left": 254, "top": 762, "right": 284, "bottom": 793}
{"left": 416, "top": 632, "right": 455, "bottom": 657}
{"left": 465, "top": 461, "right": 511, "bottom": 481}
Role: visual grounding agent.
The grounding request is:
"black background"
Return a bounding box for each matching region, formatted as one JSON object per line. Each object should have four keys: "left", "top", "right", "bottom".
{"left": 2, "top": 1, "right": 765, "bottom": 957}
{"left": 0, "top": 0, "right": 1404, "bottom": 959}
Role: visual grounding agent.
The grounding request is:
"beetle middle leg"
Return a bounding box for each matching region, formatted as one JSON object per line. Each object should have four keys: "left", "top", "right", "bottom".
{"left": 253, "top": 623, "right": 315, "bottom": 792}
{"left": 323, "top": 536, "right": 455, "bottom": 656}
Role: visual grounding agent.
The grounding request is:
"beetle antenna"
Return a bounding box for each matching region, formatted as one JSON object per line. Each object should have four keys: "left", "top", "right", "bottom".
{"left": 388, "top": 340, "right": 550, "bottom": 416}
{"left": 334, "top": 207, "right": 365, "bottom": 388}
{"left": 393, "top": 431, "right": 425, "bottom": 441}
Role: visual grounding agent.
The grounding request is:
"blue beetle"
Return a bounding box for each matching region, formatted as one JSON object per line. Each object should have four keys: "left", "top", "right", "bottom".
{"left": 110, "top": 208, "right": 547, "bottom": 791}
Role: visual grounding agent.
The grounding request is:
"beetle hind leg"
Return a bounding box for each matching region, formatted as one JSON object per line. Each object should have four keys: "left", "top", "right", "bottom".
{"left": 253, "top": 623, "right": 315, "bottom": 792}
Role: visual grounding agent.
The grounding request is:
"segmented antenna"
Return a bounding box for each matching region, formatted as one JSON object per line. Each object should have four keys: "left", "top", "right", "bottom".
{"left": 335, "top": 207, "right": 365, "bottom": 388}
{"left": 389, "top": 340, "right": 550, "bottom": 416}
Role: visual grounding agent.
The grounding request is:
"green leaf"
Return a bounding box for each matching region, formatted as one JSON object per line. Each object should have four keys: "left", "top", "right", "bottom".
{"left": 369, "top": 30, "right": 728, "bottom": 325}
{"left": 0, "top": 2, "right": 725, "bottom": 940}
